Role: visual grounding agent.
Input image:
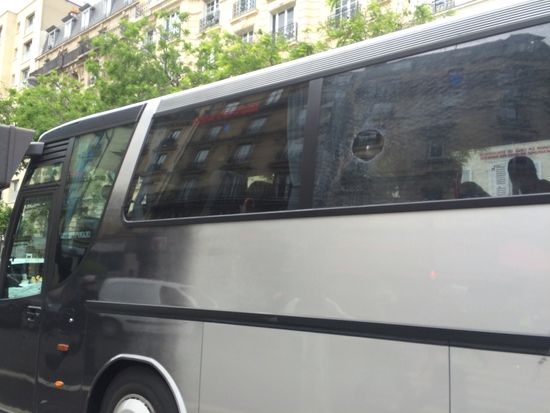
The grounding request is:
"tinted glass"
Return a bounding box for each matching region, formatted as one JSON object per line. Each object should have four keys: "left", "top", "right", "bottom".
{"left": 54, "top": 125, "right": 134, "bottom": 284}
{"left": 313, "top": 24, "right": 550, "bottom": 208}
{"left": 4, "top": 196, "right": 51, "bottom": 298}
{"left": 24, "top": 163, "right": 62, "bottom": 186}
{"left": 126, "top": 83, "right": 308, "bottom": 219}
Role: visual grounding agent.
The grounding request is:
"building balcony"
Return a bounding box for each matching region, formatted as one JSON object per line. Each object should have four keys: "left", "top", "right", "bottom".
{"left": 273, "top": 22, "right": 297, "bottom": 41}
{"left": 30, "top": 42, "right": 91, "bottom": 77}
{"left": 200, "top": 11, "right": 220, "bottom": 31}
{"left": 233, "top": 0, "right": 256, "bottom": 18}
{"left": 432, "top": 0, "right": 455, "bottom": 13}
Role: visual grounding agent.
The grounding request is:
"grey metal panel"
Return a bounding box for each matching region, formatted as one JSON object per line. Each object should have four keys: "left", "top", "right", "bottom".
{"left": 451, "top": 347, "right": 550, "bottom": 412}
{"left": 156, "top": 0, "right": 550, "bottom": 114}
{"left": 200, "top": 323, "right": 449, "bottom": 413}
{"left": 92, "top": 202, "right": 550, "bottom": 337}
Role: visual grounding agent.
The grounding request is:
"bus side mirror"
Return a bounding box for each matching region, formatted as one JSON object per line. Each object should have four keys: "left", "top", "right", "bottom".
{"left": 0, "top": 125, "right": 36, "bottom": 190}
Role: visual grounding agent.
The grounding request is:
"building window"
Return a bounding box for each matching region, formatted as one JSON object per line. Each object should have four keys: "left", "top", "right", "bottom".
{"left": 25, "top": 13, "right": 34, "bottom": 33}
{"left": 165, "top": 12, "right": 180, "bottom": 34}
{"left": 207, "top": 126, "right": 222, "bottom": 140}
{"left": 272, "top": 8, "right": 295, "bottom": 40}
{"left": 104, "top": 0, "right": 113, "bottom": 15}
{"left": 247, "top": 118, "right": 267, "bottom": 134}
{"left": 21, "top": 67, "right": 30, "bottom": 82}
{"left": 233, "top": 0, "right": 256, "bottom": 18}
{"left": 63, "top": 19, "right": 73, "bottom": 40}
{"left": 167, "top": 129, "right": 181, "bottom": 141}
{"left": 81, "top": 8, "right": 91, "bottom": 29}
{"left": 330, "top": 0, "right": 360, "bottom": 20}
{"left": 232, "top": 144, "right": 253, "bottom": 163}
{"left": 156, "top": 154, "right": 167, "bottom": 165}
{"left": 22, "top": 40, "right": 32, "bottom": 61}
{"left": 193, "top": 149, "right": 210, "bottom": 166}
{"left": 432, "top": 0, "right": 455, "bottom": 13}
{"left": 241, "top": 30, "right": 254, "bottom": 43}
{"left": 47, "top": 30, "right": 58, "bottom": 49}
{"left": 200, "top": 0, "right": 220, "bottom": 31}
{"left": 146, "top": 29, "right": 155, "bottom": 44}
{"left": 206, "top": 0, "right": 219, "bottom": 15}
{"left": 224, "top": 102, "right": 239, "bottom": 114}
{"left": 150, "top": 153, "right": 168, "bottom": 171}
{"left": 266, "top": 89, "right": 283, "bottom": 105}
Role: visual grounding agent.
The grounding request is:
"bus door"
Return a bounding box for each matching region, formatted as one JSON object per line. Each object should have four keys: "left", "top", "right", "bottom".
{"left": 0, "top": 189, "right": 58, "bottom": 412}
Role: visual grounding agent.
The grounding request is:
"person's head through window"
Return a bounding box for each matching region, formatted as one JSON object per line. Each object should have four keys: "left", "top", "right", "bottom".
{"left": 241, "top": 181, "right": 277, "bottom": 213}
{"left": 507, "top": 156, "right": 550, "bottom": 195}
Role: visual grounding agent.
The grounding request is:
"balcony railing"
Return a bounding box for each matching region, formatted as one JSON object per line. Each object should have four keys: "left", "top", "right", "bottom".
{"left": 30, "top": 41, "right": 91, "bottom": 77}
{"left": 200, "top": 11, "right": 220, "bottom": 31}
{"left": 273, "top": 22, "right": 297, "bottom": 41}
{"left": 432, "top": 0, "right": 455, "bottom": 13}
{"left": 233, "top": 0, "right": 256, "bottom": 18}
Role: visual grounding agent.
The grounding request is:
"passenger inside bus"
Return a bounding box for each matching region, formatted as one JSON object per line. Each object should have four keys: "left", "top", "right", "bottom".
{"left": 240, "top": 181, "right": 278, "bottom": 213}
{"left": 507, "top": 156, "right": 550, "bottom": 195}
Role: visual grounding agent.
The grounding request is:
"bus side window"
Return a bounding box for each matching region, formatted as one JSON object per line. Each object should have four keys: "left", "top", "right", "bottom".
{"left": 3, "top": 196, "right": 51, "bottom": 299}
{"left": 125, "top": 83, "right": 309, "bottom": 220}
{"left": 54, "top": 126, "right": 135, "bottom": 285}
{"left": 313, "top": 25, "right": 550, "bottom": 208}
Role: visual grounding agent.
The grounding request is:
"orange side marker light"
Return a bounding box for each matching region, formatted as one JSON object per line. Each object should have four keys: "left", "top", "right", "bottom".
{"left": 57, "top": 343, "right": 70, "bottom": 352}
{"left": 54, "top": 380, "right": 64, "bottom": 389}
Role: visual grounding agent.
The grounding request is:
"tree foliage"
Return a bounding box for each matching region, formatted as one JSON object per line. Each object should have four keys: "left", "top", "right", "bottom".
{"left": 12, "top": 72, "right": 100, "bottom": 138}
{"left": 321, "top": 0, "right": 434, "bottom": 47}
{"left": 0, "top": 201, "right": 11, "bottom": 237}
{"left": 0, "top": 89, "right": 16, "bottom": 125}
{"left": 189, "top": 31, "right": 288, "bottom": 86}
{"left": 86, "top": 12, "right": 192, "bottom": 109}
{"left": 0, "top": 2, "right": 435, "bottom": 137}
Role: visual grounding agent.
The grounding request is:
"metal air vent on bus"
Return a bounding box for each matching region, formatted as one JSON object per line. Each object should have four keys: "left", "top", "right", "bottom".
{"left": 39, "top": 138, "right": 70, "bottom": 163}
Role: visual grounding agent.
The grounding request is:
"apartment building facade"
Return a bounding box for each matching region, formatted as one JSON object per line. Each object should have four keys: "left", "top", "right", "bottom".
{"left": 31, "top": 0, "right": 332, "bottom": 84}
{"left": 30, "top": 0, "right": 532, "bottom": 85}
{"left": 0, "top": 0, "right": 78, "bottom": 95}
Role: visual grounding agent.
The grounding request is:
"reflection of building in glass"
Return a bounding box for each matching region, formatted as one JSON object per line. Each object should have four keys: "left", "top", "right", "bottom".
{"left": 127, "top": 84, "right": 308, "bottom": 219}
{"left": 314, "top": 28, "right": 550, "bottom": 207}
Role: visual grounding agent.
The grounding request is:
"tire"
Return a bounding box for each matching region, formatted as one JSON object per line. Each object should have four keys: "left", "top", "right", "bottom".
{"left": 100, "top": 365, "right": 178, "bottom": 413}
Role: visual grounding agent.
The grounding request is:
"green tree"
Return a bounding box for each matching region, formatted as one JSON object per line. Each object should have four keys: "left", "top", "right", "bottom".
{"left": 190, "top": 31, "right": 290, "bottom": 86}
{"left": 411, "top": 4, "right": 436, "bottom": 25}
{"left": 321, "top": 0, "right": 434, "bottom": 47}
{"left": 0, "top": 89, "right": 17, "bottom": 125}
{"left": 86, "top": 12, "right": 192, "bottom": 109}
{"left": 0, "top": 201, "right": 11, "bottom": 237}
{"left": 12, "top": 71, "right": 100, "bottom": 138}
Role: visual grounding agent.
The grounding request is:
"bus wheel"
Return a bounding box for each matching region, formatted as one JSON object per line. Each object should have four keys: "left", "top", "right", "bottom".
{"left": 100, "top": 365, "right": 178, "bottom": 413}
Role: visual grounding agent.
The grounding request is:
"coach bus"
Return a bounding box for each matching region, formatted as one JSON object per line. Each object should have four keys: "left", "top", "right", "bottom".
{"left": 1, "top": 1, "right": 550, "bottom": 411}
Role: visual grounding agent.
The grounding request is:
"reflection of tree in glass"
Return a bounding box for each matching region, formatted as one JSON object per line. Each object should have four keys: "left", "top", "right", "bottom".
{"left": 16, "top": 200, "right": 50, "bottom": 258}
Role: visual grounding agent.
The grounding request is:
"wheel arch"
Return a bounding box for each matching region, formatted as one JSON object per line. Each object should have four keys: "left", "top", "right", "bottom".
{"left": 86, "top": 354, "right": 187, "bottom": 413}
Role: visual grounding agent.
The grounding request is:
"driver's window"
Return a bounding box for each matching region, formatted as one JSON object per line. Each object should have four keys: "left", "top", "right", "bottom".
{"left": 4, "top": 196, "right": 51, "bottom": 298}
